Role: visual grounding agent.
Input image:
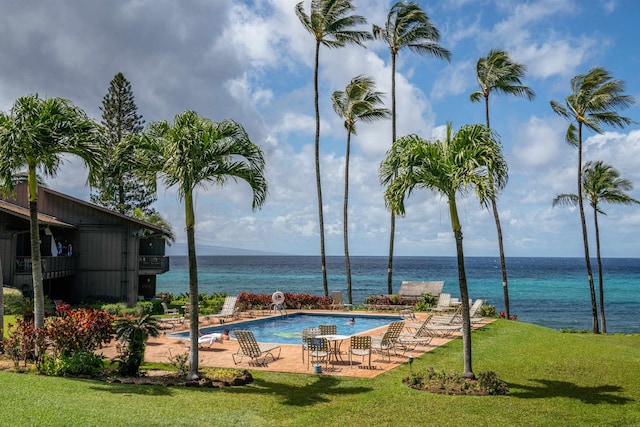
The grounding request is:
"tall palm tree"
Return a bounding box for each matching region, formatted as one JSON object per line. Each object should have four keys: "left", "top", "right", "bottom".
{"left": 140, "top": 111, "right": 267, "bottom": 379}
{"left": 470, "top": 48, "right": 534, "bottom": 320}
{"left": 380, "top": 123, "right": 507, "bottom": 378}
{"left": 553, "top": 161, "right": 639, "bottom": 333}
{"left": 373, "top": 1, "right": 450, "bottom": 293}
{"left": 295, "top": 0, "right": 371, "bottom": 297}
{"left": 332, "top": 75, "right": 390, "bottom": 304}
{"left": 0, "top": 94, "right": 101, "bottom": 329}
{"left": 550, "top": 67, "right": 635, "bottom": 334}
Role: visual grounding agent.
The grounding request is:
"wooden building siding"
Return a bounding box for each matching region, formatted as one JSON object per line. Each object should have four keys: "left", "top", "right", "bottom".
{"left": 0, "top": 183, "right": 169, "bottom": 305}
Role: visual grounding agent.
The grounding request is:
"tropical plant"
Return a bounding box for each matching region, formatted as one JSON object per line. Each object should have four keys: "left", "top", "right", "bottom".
{"left": 373, "top": 0, "right": 451, "bottom": 294}
{"left": 137, "top": 111, "right": 267, "bottom": 379}
{"left": 380, "top": 123, "right": 507, "bottom": 378}
{"left": 0, "top": 261, "right": 4, "bottom": 352}
{"left": 553, "top": 161, "right": 639, "bottom": 333}
{"left": 331, "top": 75, "right": 390, "bottom": 304}
{"left": 470, "top": 48, "right": 534, "bottom": 320}
{"left": 295, "top": 0, "right": 371, "bottom": 297}
{"left": 550, "top": 67, "right": 635, "bottom": 333}
{"left": 114, "top": 313, "right": 160, "bottom": 376}
{"left": 0, "top": 94, "right": 101, "bottom": 329}
{"left": 91, "top": 72, "right": 156, "bottom": 215}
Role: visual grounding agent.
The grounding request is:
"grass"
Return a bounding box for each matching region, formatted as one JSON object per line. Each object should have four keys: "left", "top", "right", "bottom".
{"left": 1, "top": 320, "right": 639, "bottom": 426}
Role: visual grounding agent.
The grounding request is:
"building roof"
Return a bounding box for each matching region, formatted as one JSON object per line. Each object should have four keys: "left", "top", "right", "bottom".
{"left": 0, "top": 199, "right": 76, "bottom": 228}
{"left": 40, "top": 186, "right": 169, "bottom": 235}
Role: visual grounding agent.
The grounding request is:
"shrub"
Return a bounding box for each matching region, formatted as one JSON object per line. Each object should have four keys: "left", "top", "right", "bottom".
{"left": 404, "top": 367, "right": 509, "bottom": 396}
{"left": 477, "top": 370, "right": 509, "bottom": 395}
{"left": 480, "top": 304, "right": 497, "bottom": 317}
{"left": 44, "top": 307, "right": 115, "bottom": 358}
{"left": 4, "top": 319, "right": 47, "bottom": 367}
{"left": 3, "top": 287, "right": 24, "bottom": 314}
{"left": 168, "top": 350, "right": 189, "bottom": 377}
{"left": 499, "top": 311, "right": 518, "bottom": 321}
{"left": 41, "top": 351, "right": 105, "bottom": 376}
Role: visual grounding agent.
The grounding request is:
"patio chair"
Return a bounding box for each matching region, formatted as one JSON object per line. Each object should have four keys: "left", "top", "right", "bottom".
{"left": 232, "top": 330, "right": 281, "bottom": 367}
{"left": 329, "top": 291, "right": 353, "bottom": 310}
{"left": 205, "top": 296, "right": 238, "bottom": 324}
{"left": 301, "top": 327, "right": 320, "bottom": 362}
{"left": 161, "top": 302, "right": 179, "bottom": 316}
{"left": 348, "top": 335, "right": 371, "bottom": 368}
{"left": 305, "top": 336, "right": 330, "bottom": 370}
{"left": 371, "top": 321, "right": 404, "bottom": 362}
{"left": 431, "top": 300, "right": 484, "bottom": 325}
{"left": 319, "top": 324, "right": 337, "bottom": 335}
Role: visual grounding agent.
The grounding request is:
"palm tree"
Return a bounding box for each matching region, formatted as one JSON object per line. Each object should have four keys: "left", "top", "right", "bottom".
{"left": 0, "top": 94, "right": 101, "bottom": 329}
{"left": 295, "top": 0, "right": 371, "bottom": 297}
{"left": 140, "top": 111, "right": 267, "bottom": 379}
{"left": 332, "top": 75, "right": 390, "bottom": 304}
{"left": 470, "top": 48, "right": 535, "bottom": 320}
{"left": 373, "top": 1, "right": 450, "bottom": 294}
{"left": 553, "top": 161, "right": 639, "bottom": 333}
{"left": 380, "top": 123, "right": 507, "bottom": 378}
{"left": 550, "top": 67, "right": 635, "bottom": 333}
{"left": 114, "top": 313, "right": 160, "bottom": 376}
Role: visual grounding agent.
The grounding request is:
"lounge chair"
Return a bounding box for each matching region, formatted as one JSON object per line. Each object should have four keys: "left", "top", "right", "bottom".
{"left": 329, "top": 291, "right": 353, "bottom": 310}
{"left": 205, "top": 296, "right": 238, "bottom": 324}
{"left": 396, "top": 317, "right": 434, "bottom": 353}
{"left": 161, "top": 302, "right": 180, "bottom": 316}
{"left": 371, "top": 321, "right": 404, "bottom": 362}
{"left": 431, "top": 293, "right": 452, "bottom": 312}
{"left": 348, "top": 335, "right": 371, "bottom": 368}
{"left": 198, "top": 332, "right": 222, "bottom": 348}
{"left": 232, "top": 330, "right": 281, "bottom": 366}
{"left": 305, "top": 336, "right": 330, "bottom": 370}
{"left": 431, "top": 299, "right": 484, "bottom": 325}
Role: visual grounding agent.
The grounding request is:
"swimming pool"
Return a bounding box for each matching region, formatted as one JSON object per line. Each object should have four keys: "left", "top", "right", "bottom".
{"left": 170, "top": 313, "right": 400, "bottom": 345}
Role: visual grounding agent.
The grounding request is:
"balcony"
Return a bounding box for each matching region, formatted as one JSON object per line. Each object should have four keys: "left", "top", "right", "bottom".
{"left": 15, "top": 256, "right": 76, "bottom": 279}
{"left": 138, "top": 256, "right": 170, "bottom": 274}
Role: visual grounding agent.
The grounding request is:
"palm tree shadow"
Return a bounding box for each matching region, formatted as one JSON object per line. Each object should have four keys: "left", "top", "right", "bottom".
{"left": 224, "top": 376, "right": 373, "bottom": 407}
{"left": 509, "top": 379, "right": 633, "bottom": 404}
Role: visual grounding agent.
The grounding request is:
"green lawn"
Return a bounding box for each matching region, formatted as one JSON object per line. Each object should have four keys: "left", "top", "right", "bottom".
{"left": 1, "top": 320, "right": 639, "bottom": 426}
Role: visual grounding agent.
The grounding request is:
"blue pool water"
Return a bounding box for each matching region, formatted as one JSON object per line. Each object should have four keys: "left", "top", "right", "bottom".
{"left": 170, "top": 313, "right": 400, "bottom": 345}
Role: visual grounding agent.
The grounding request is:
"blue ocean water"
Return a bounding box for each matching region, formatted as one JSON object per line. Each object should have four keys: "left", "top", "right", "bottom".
{"left": 157, "top": 256, "right": 640, "bottom": 333}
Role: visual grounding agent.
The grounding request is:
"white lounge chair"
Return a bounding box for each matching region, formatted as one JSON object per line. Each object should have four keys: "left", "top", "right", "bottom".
{"left": 198, "top": 332, "right": 222, "bottom": 348}
{"left": 205, "top": 296, "right": 238, "bottom": 324}
{"left": 330, "top": 291, "right": 353, "bottom": 310}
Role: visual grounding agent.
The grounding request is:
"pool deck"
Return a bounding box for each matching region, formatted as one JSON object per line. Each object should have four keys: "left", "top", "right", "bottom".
{"left": 97, "top": 310, "right": 493, "bottom": 378}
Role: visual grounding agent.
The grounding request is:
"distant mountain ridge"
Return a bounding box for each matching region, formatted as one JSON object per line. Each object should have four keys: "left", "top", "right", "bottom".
{"left": 165, "top": 243, "right": 283, "bottom": 256}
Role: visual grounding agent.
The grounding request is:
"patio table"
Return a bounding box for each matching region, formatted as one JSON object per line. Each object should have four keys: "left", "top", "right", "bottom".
{"left": 316, "top": 334, "right": 350, "bottom": 363}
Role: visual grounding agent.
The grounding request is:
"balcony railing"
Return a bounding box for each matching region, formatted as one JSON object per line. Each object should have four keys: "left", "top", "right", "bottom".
{"left": 138, "top": 256, "right": 170, "bottom": 274}
{"left": 15, "top": 256, "right": 76, "bottom": 279}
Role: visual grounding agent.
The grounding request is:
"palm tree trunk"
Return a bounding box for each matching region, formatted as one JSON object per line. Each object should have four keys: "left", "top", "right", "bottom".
{"left": 577, "top": 124, "right": 599, "bottom": 333}
{"left": 28, "top": 169, "right": 45, "bottom": 330}
{"left": 485, "top": 96, "right": 510, "bottom": 319}
{"left": 593, "top": 206, "right": 606, "bottom": 333}
{"left": 344, "top": 131, "right": 352, "bottom": 304}
{"left": 387, "top": 51, "right": 398, "bottom": 295}
{"left": 449, "top": 195, "right": 474, "bottom": 379}
{"left": 185, "top": 191, "right": 200, "bottom": 379}
{"left": 314, "top": 39, "right": 328, "bottom": 297}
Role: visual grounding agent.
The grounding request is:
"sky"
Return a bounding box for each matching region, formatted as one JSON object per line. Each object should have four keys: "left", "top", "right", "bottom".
{"left": 1, "top": 0, "right": 640, "bottom": 258}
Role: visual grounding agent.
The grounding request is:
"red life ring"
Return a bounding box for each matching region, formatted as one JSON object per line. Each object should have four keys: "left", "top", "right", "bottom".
{"left": 272, "top": 291, "right": 285, "bottom": 305}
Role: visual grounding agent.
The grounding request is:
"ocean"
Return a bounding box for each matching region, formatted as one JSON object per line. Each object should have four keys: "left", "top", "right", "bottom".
{"left": 156, "top": 256, "right": 640, "bottom": 334}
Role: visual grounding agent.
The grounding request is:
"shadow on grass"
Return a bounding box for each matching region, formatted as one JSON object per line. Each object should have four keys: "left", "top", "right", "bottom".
{"left": 224, "top": 375, "right": 373, "bottom": 407}
{"left": 88, "top": 381, "right": 174, "bottom": 396}
{"left": 509, "top": 379, "right": 633, "bottom": 404}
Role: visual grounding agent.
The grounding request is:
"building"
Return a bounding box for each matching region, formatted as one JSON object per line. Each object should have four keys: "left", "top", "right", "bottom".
{"left": 0, "top": 182, "right": 170, "bottom": 305}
